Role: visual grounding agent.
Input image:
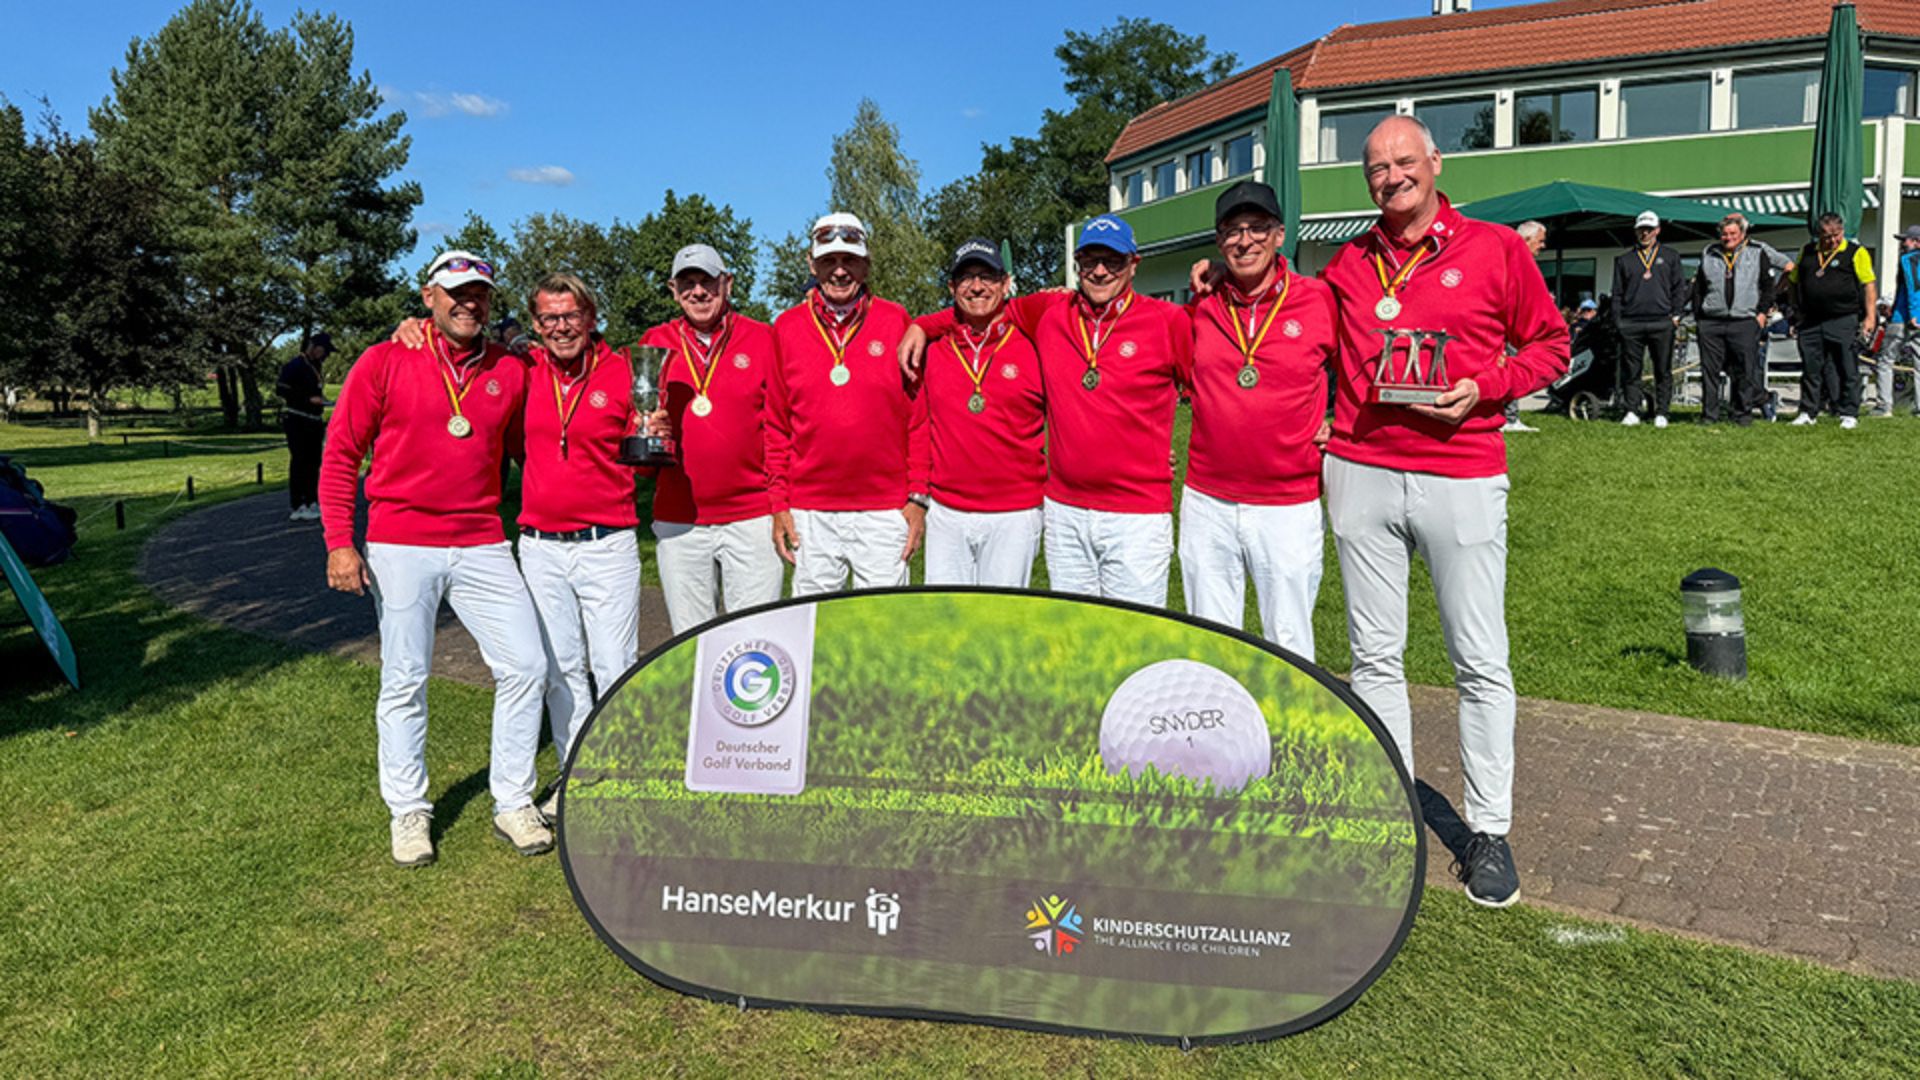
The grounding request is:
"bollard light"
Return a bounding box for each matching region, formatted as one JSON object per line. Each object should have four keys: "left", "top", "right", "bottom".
{"left": 1680, "top": 568, "right": 1746, "bottom": 680}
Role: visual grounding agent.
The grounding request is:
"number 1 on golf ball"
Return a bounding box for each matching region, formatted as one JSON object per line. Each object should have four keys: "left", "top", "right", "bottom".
{"left": 1098, "top": 659, "right": 1273, "bottom": 792}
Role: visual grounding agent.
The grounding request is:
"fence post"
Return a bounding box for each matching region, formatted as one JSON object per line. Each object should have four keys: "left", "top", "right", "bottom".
{"left": 186, "top": 476, "right": 195, "bottom": 501}
{"left": 256, "top": 462, "right": 263, "bottom": 485}
{"left": 162, "top": 441, "right": 170, "bottom": 459}
{"left": 121, "top": 434, "right": 129, "bottom": 447}
{"left": 115, "top": 501, "right": 125, "bottom": 530}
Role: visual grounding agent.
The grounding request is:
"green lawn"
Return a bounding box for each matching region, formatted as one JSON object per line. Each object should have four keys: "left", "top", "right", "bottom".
{"left": 3, "top": 413, "right": 1919, "bottom": 1075}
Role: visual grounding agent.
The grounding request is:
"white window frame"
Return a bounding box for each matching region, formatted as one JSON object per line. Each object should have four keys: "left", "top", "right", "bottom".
{"left": 1614, "top": 70, "right": 1715, "bottom": 140}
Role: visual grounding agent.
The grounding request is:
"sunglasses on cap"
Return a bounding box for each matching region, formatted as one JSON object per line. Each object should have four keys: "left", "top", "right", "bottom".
{"left": 434, "top": 257, "right": 495, "bottom": 278}
{"left": 812, "top": 225, "right": 867, "bottom": 246}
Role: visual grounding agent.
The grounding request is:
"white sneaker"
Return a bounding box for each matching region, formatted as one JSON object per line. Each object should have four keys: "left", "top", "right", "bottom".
{"left": 1502, "top": 419, "right": 1538, "bottom": 433}
{"left": 1840, "top": 416, "right": 1858, "bottom": 430}
{"left": 1621, "top": 412, "right": 1641, "bottom": 427}
{"left": 538, "top": 785, "right": 560, "bottom": 825}
{"left": 1791, "top": 413, "right": 1816, "bottom": 426}
{"left": 1653, "top": 415, "right": 1669, "bottom": 429}
{"left": 391, "top": 811, "right": 435, "bottom": 867}
{"left": 300, "top": 504, "right": 322, "bottom": 521}
{"left": 494, "top": 806, "right": 555, "bottom": 856}
{"left": 288, "top": 506, "right": 307, "bottom": 522}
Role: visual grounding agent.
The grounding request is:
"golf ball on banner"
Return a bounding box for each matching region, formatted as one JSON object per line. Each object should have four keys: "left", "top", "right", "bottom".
{"left": 1098, "top": 659, "right": 1274, "bottom": 792}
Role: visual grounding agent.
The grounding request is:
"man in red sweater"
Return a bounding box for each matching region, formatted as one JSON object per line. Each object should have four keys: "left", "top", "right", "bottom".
{"left": 636, "top": 244, "right": 784, "bottom": 628}
{"left": 320, "top": 250, "right": 553, "bottom": 867}
{"left": 918, "top": 239, "right": 1045, "bottom": 586}
{"left": 766, "top": 212, "right": 930, "bottom": 595}
{"left": 1181, "top": 181, "right": 1337, "bottom": 655}
{"left": 901, "top": 214, "right": 1192, "bottom": 606}
{"left": 1322, "top": 117, "right": 1567, "bottom": 908}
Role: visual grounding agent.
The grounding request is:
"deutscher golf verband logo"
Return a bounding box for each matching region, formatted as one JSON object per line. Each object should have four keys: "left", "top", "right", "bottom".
{"left": 711, "top": 639, "right": 796, "bottom": 727}
{"left": 1025, "top": 894, "right": 1084, "bottom": 957}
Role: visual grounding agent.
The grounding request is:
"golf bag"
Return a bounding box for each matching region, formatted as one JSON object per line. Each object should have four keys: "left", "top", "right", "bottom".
{"left": 0, "top": 456, "right": 78, "bottom": 566}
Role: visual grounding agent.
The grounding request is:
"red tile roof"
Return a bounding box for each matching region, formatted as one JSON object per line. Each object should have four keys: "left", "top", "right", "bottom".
{"left": 1107, "top": 0, "right": 1920, "bottom": 163}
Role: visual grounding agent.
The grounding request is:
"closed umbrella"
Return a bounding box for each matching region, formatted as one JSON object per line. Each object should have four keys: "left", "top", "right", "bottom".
{"left": 1808, "top": 2, "right": 1864, "bottom": 237}
{"left": 1262, "top": 68, "right": 1302, "bottom": 262}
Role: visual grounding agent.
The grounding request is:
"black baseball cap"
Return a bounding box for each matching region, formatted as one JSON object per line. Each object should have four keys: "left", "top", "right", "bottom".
{"left": 1214, "top": 180, "right": 1282, "bottom": 227}
{"left": 302, "top": 331, "right": 333, "bottom": 353}
{"left": 948, "top": 237, "right": 1006, "bottom": 277}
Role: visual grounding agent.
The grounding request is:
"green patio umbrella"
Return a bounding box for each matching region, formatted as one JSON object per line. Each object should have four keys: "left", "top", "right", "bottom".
{"left": 1809, "top": 2, "right": 1864, "bottom": 238}
{"left": 1460, "top": 180, "right": 1797, "bottom": 242}
{"left": 1001, "top": 239, "right": 1016, "bottom": 294}
{"left": 1262, "top": 68, "right": 1301, "bottom": 261}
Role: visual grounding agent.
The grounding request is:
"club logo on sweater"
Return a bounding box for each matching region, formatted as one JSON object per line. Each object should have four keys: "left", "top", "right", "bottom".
{"left": 1000, "top": 363, "right": 1019, "bottom": 380}
{"left": 1283, "top": 320, "right": 1303, "bottom": 339}
{"left": 867, "top": 340, "right": 885, "bottom": 357}
{"left": 589, "top": 390, "right": 609, "bottom": 409}
{"left": 1118, "top": 341, "right": 1137, "bottom": 358}
{"left": 733, "top": 353, "right": 751, "bottom": 369}
{"left": 485, "top": 378, "right": 503, "bottom": 396}
{"left": 1441, "top": 268, "right": 1464, "bottom": 289}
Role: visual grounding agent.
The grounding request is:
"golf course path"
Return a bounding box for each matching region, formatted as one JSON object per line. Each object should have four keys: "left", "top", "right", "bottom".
{"left": 140, "top": 491, "right": 1920, "bottom": 984}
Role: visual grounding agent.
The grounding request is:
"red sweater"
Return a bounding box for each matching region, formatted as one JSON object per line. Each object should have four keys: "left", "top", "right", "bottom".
{"left": 518, "top": 339, "right": 641, "bottom": 532}
{"left": 636, "top": 314, "right": 778, "bottom": 526}
{"left": 925, "top": 290, "right": 1191, "bottom": 514}
{"left": 918, "top": 317, "right": 1046, "bottom": 512}
{"left": 320, "top": 337, "right": 525, "bottom": 550}
{"left": 1322, "top": 195, "right": 1568, "bottom": 478}
{"left": 765, "top": 291, "right": 929, "bottom": 513}
{"left": 1186, "top": 263, "right": 1337, "bottom": 506}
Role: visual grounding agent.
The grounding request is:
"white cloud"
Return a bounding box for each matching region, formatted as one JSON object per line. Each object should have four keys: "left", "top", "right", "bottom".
{"left": 381, "top": 87, "right": 508, "bottom": 119}
{"left": 508, "top": 165, "right": 576, "bottom": 186}
{"left": 415, "top": 221, "right": 452, "bottom": 237}
{"left": 962, "top": 107, "right": 985, "bottom": 120}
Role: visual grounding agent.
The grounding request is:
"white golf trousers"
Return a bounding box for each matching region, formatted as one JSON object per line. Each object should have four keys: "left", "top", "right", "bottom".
{"left": 1178, "top": 487, "right": 1323, "bottom": 657}
{"left": 365, "top": 541, "right": 546, "bottom": 817}
{"left": 790, "top": 508, "right": 911, "bottom": 596}
{"left": 518, "top": 530, "right": 641, "bottom": 764}
{"left": 924, "top": 500, "right": 1043, "bottom": 587}
{"left": 653, "top": 515, "right": 785, "bottom": 633}
{"left": 1324, "top": 455, "right": 1515, "bottom": 836}
{"left": 1041, "top": 497, "right": 1173, "bottom": 608}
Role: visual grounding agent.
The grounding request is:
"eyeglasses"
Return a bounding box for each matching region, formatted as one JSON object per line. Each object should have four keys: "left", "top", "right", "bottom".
{"left": 533, "top": 311, "right": 589, "bottom": 329}
{"left": 1075, "top": 252, "right": 1131, "bottom": 274}
{"left": 1217, "top": 222, "right": 1276, "bottom": 242}
{"left": 433, "top": 257, "right": 494, "bottom": 279}
{"left": 812, "top": 225, "right": 867, "bottom": 246}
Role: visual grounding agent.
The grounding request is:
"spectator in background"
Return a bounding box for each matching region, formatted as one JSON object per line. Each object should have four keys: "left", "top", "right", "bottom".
{"left": 1611, "top": 211, "right": 1688, "bottom": 429}
{"left": 275, "top": 332, "right": 331, "bottom": 522}
{"left": 1788, "top": 212, "right": 1877, "bottom": 430}
{"left": 1504, "top": 220, "right": 1549, "bottom": 433}
{"left": 1692, "top": 213, "right": 1793, "bottom": 426}
{"left": 1877, "top": 224, "right": 1920, "bottom": 417}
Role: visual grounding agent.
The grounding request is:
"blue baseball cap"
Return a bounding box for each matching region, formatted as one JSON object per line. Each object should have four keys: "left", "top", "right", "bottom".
{"left": 1076, "top": 214, "right": 1138, "bottom": 257}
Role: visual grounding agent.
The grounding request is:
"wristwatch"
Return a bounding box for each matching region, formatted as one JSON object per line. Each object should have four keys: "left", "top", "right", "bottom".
{"left": 907, "top": 493, "right": 930, "bottom": 509}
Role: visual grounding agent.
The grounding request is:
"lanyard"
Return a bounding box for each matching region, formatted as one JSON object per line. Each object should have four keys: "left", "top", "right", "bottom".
{"left": 807, "top": 292, "right": 868, "bottom": 369}
{"left": 949, "top": 320, "right": 1013, "bottom": 395}
{"left": 1816, "top": 243, "right": 1846, "bottom": 275}
{"left": 1073, "top": 292, "right": 1133, "bottom": 371}
{"left": 678, "top": 315, "right": 731, "bottom": 399}
{"left": 1226, "top": 272, "right": 1291, "bottom": 370}
{"left": 1636, "top": 246, "right": 1658, "bottom": 274}
{"left": 1372, "top": 239, "right": 1434, "bottom": 301}
{"left": 426, "top": 324, "right": 482, "bottom": 421}
{"left": 1720, "top": 243, "right": 1744, "bottom": 274}
{"left": 549, "top": 345, "right": 600, "bottom": 458}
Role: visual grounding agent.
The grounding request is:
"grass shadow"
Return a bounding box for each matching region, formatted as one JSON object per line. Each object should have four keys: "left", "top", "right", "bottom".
{"left": 1416, "top": 779, "right": 1473, "bottom": 865}
{"left": 1617, "top": 643, "right": 1686, "bottom": 669}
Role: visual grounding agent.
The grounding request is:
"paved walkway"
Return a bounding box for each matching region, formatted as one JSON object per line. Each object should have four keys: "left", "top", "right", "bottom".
{"left": 139, "top": 492, "right": 1920, "bottom": 983}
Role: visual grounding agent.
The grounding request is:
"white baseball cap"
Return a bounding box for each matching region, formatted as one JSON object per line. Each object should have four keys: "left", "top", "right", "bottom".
{"left": 671, "top": 243, "right": 727, "bottom": 279}
{"left": 427, "top": 250, "right": 496, "bottom": 291}
{"left": 810, "top": 212, "right": 869, "bottom": 259}
{"left": 1635, "top": 211, "right": 1660, "bottom": 229}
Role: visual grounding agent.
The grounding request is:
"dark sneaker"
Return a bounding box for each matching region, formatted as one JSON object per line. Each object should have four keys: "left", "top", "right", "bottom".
{"left": 1454, "top": 832, "right": 1520, "bottom": 908}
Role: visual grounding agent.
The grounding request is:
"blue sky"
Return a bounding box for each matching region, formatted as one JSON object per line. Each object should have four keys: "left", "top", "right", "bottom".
{"left": 6, "top": 1, "right": 1530, "bottom": 266}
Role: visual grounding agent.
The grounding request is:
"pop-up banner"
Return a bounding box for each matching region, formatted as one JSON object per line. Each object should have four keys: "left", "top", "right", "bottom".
{"left": 560, "top": 590, "right": 1421, "bottom": 1045}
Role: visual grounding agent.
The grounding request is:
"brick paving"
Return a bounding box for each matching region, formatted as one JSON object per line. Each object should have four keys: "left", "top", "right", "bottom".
{"left": 142, "top": 492, "right": 1920, "bottom": 983}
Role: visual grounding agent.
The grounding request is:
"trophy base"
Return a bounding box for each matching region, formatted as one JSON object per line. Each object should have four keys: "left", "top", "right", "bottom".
{"left": 617, "top": 435, "right": 678, "bottom": 468}
{"left": 1375, "top": 386, "right": 1448, "bottom": 406}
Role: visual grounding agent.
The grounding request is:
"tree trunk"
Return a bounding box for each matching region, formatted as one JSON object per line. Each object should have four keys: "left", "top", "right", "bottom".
{"left": 216, "top": 364, "right": 238, "bottom": 428}
{"left": 86, "top": 398, "right": 102, "bottom": 441}
{"left": 239, "top": 363, "right": 264, "bottom": 430}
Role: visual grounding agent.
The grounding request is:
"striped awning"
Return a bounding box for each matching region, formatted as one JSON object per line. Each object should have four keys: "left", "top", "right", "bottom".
{"left": 1699, "top": 186, "right": 1882, "bottom": 217}
{"left": 1297, "top": 214, "right": 1376, "bottom": 243}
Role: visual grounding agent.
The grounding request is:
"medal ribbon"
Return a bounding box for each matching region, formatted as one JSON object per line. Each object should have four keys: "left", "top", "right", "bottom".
{"left": 1816, "top": 243, "right": 1845, "bottom": 275}
{"left": 426, "top": 323, "right": 482, "bottom": 423}
{"left": 1637, "top": 246, "right": 1658, "bottom": 275}
{"left": 1720, "top": 243, "right": 1744, "bottom": 274}
{"left": 677, "top": 315, "right": 731, "bottom": 400}
{"left": 550, "top": 344, "right": 601, "bottom": 453}
{"left": 807, "top": 291, "right": 868, "bottom": 374}
{"left": 1073, "top": 291, "right": 1134, "bottom": 373}
{"left": 948, "top": 320, "right": 1013, "bottom": 398}
{"left": 1227, "top": 271, "right": 1292, "bottom": 374}
{"left": 1371, "top": 239, "right": 1434, "bottom": 305}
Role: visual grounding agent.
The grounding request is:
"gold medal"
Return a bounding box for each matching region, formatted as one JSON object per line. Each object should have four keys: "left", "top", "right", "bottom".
{"left": 830, "top": 365, "right": 851, "bottom": 387}
{"left": 967, "top": 392, "right": 986, "bottom": 414}
{"left": 1370, "top": 240, "right": 1431, "bottom": 325}
{"left": 447, "top": 415, "right": 472, "bottom": 438}
{"left": 690, "top": 394, "right": 713, "bottom": 417}
{"left": 1081, "top": 368, "right": 1101, "bottom": 391}
{"left": 1375, "top": 296, "right": 1402, "bottom": 321}
{"left": 1237, "top": 366, "right": 1260, "bottom": 389}
{"left": 949, "top": 322, "right": 1011, "bottom": 421}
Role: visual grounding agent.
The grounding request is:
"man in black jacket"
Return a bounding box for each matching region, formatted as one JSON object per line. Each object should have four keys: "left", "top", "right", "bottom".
{"left": 1611, "top": 211, "right": 1688, "bottom": 429}
{"left": 1788, "top": 212, "right": 1879, "bottom": 430}
{"left": 276, "top": 332, "right": 331, "bottom": 521}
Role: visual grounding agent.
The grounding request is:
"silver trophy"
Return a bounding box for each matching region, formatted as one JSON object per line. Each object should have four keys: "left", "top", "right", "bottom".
{"left": 617, "top": 347, "right": 676, "bottom": 466}
{"left": 1372, "top": 329, "right": 1453, "bottom": 405}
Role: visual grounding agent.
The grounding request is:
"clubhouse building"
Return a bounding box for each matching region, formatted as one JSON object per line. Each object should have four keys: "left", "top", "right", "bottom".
{"left": 1088, "top": 0, "right": 1920, "bottom": 305}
